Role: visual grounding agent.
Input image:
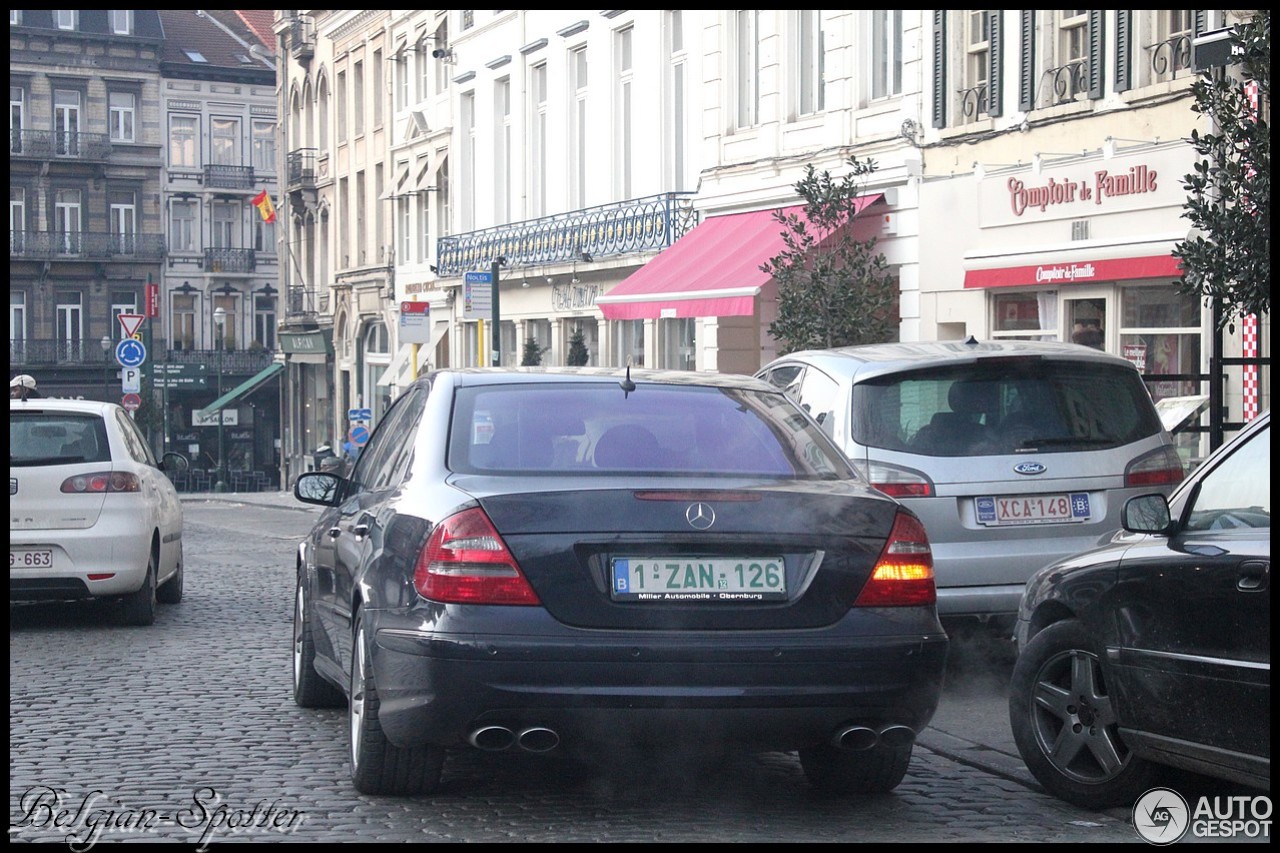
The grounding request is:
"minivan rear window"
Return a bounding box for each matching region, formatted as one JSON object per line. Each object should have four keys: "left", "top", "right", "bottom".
{"left": 10, "top": 412, "right": 112, "bottom": 466}
{"left": 851, "top": 361, "right": 1164, "bottom": 456}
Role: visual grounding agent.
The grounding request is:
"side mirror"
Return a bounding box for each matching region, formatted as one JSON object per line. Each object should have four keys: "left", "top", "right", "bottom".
{"left": 161, "top": 451, "right": 190, "bottom": 472}
{"left": 1122, "top": 494, "right": 1173, "bottom": 535}
{"left": 294, "top": 471, "right": 344, "bottom": 507}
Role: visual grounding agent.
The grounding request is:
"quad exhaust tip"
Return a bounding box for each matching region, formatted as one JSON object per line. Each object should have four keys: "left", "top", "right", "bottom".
{"left": 831, "top": 723, "right": 917, "bottom": 751}
{"left": 467, "top": 725, "right": 560, "bottom": 753}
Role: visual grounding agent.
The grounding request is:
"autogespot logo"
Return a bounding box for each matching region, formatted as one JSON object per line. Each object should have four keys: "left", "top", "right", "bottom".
{"left": 1133, "top": 787, "right": 1190, "bottom": 845}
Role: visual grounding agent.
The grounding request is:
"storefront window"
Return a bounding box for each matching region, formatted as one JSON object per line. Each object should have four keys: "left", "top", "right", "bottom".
{"left": 1065, "top": 297, "right": 1106, "bottom": 350}
{"left": 1119, "top": 286, "right": 1202, "bottom": 401}
{"left": 992, "top": 291, "right": 1059, "bottom": 340}
{"left": 659, "top": 318, "right": 696, "bottom": 370}
{"left": 614, "top": 319, "right": 645, "bottom": 366}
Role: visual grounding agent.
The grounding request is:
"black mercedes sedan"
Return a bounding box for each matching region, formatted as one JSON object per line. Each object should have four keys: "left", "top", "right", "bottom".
{"left": 1009, "top": 410, "right": 1270, "bottom": 809}
{"left": 291, "top": 367, "right": 948, "bottom": 796}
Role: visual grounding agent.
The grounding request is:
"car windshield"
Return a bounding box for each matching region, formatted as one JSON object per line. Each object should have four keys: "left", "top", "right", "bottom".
{"left": 851, "top": 360, "right": 1165, "bottom": 456}
{"left": 448, "top": 382, "right": 850, "bottom": 478}
{"left": 10, "top": 411, "right": 111, "bottom": 466}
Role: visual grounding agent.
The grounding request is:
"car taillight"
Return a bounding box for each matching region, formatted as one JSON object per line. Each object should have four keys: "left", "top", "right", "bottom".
{"left": 1125, "top": 446, "right": 1185, "bottom": 488}
{"left": 863, "top": 461, "right": 934, "bottom": 498}
{"left": 413, "top": 507, "right": 540, "bottom": 605}
{"left": 60, "top": 472, "right": 141, "bottom": 493}
{"left": 855, "top": 511, "right": 936, "bottom": 607}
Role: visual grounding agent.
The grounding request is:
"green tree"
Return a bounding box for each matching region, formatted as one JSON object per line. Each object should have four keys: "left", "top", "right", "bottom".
{"left": 566, "top": 327, "right": 590, "bottom": 366}
{"left": 1174, "top": 10, "right": 1270, "bottom": 327}
{"left": 520, "top": 337, "right": 547, "bottom": 366}
{"left": 762, "top": 155, "right": 897, "bottom": 354}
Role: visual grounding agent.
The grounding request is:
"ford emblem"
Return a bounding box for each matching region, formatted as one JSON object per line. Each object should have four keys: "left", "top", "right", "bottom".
{"left": 1013, "top": 462, "right": 1046, "bottom": 476}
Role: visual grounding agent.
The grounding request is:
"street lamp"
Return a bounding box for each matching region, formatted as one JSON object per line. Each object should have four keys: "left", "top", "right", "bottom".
{"left": 213, "top": 306, "right": 227, "bottom": 492}
{"left": 100, "top": 335, "right": 112, "bottom": 398}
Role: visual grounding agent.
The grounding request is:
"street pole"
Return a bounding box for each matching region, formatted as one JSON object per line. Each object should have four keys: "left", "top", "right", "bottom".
{"left": 100, "top": 335, "right": 112, "bottom": 397}
{"left": 491, "top": 257, "right": 502, "bottom": 366}
{"left": 214, "top": 306, "right": 227, "bottom": 492}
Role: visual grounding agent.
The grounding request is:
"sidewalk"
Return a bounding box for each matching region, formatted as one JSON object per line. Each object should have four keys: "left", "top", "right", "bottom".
{"left": 179, "top": 490, "right": 319, "bottom": 512}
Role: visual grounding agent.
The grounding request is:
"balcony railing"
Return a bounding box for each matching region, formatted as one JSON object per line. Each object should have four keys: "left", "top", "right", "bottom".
{"left": 204, "top": 164, "right": 255, "bottom": 190}
{"left": 285, "top": 284, "right": 318, "bottom": 319}
{"left": 11, "top": 129, "right": 112, "bottom": 161}
{"left": 10, "top": 339, "right": 119, "bottom": 366}
{"left": 1145, "top": 34, "right": 1194, "bottom": 82}
{"left": 957, "top": 83, "right": 989, "bottom": 122}
{"left": 435, "top": 192, "right": 698, "bottom": 277}
{"left": 203, "top": 247, "right": 257, "bottom": 273}
{"left": 11, "top": 230, "right": 166, "bottom": 260}
{"left": 287, "top": 148, "right": 317, "bottom": 190}
{"left": 1039, "top": 60, "right": 1089, "bottom": 107}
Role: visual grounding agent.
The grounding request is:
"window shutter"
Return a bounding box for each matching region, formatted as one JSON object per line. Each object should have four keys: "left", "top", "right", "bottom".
{"left": 932, "top": 12, "right": 947, "bottom": 129}
{"left": 1018, "top": 11, "right": 1036, "bottom": 113}
{"left": 1087, "top": 10, "right": 1105, "bottom": 99}
{"left": 1193, "top": 11, "right": 1208, "bottom": 36}
{"left": 987, "top": 12, "right": 1003, "bottom": 117}
{"left": 1114, "top": 11, "right": 1132, "bottom": 93}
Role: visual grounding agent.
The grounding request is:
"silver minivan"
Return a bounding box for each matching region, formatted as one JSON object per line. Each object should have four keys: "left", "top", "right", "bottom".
{"left": 757, "top": 339, "right": 1184, "bottom": 635}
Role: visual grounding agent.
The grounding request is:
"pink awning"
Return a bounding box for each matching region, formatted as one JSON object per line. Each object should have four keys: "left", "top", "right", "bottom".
{"left": 597, "top": 195, "right": 884, "bottom": 320}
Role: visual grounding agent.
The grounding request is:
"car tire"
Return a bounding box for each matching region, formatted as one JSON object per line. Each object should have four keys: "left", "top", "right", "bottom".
{"left": 798, "top": 742, "right": 913, "bottom": 795}
{"left": 119, "top": 551, "right": 157, "bottom": 627}
{"left": 293, "top": 575, "right": 344, "bottom": 708}
{"left": 157, "top": 548, "right": 183, "bottom": 605}
{"left": 1008, "top": 619, "right": 1159, "bottom": 809}
{"left": 349, "top": 610, "right": 445, "bottom": 795}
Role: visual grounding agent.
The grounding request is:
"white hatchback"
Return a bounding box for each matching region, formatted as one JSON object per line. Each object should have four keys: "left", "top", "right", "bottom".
{"left": 10, "top": 398, "right": 187, "bottom": 625}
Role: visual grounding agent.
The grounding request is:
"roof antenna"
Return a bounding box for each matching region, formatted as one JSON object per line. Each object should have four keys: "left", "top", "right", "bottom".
{"left": 619, "top": 364, "right": 636, "bottom": 398}
{"left": 964, "top": 335, "right": 979, "bottom": 346}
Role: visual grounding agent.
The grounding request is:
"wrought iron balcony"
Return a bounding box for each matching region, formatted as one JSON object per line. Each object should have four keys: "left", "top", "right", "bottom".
{"left": 204, "top": 164, "right": 255, "bottom": 191}
{"left": 1145, "top": 34, "right": 1194, "bottom": 82}
{"left": 203, "top": 247, "right": 257, "bottom": 273}
{"left": 10, "top": 230, "right": 166, "bottom": 260}
{"left": 287, "top": 148, "right": 317, "bottom": 190}
{"left": 435, "top": 192, "right": 697, "bottom": 277}
{"left": 957, "top": 83, "right": 989, "bottom": 121}
{"left": 166, "top": 347, "right": 276, "bottom": 372}
{"left": 11, "top": 129, "right": 112, "bottom": 161}
{"left": 1039, "top": 60, "right": 1089, "bottom": 107}
{"left": 285, "top": 284, "right": 318, "bottom": 319}
{"left": 10, "top": 339, "right": 118, "bottom": 366}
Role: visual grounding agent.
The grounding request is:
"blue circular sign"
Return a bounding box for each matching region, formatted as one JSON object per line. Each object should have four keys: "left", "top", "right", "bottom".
{"left": 116, "top": 338, "right": 147, "bottom": 368}
{"left": 349, "top": 425, "right": 371, "bottom": 447}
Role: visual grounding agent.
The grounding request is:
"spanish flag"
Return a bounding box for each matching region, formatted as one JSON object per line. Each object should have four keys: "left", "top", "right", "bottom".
{"left": 252, "top": 190, "right": 277, "bottom": 224}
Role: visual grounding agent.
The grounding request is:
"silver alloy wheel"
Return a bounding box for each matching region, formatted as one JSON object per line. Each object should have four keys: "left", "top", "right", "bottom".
{"left": 350, "top": 621, "right": 367, "bottom": 772}
{"left": 1029, "top": 646, "right": 1128, "bottom": 784}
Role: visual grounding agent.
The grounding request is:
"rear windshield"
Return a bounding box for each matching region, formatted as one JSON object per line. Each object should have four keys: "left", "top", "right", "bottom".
{"left": 449, "top": 382, "right": 852, "bottom": 479}
{"left": 851, "top": 361, "right": 1164, "bottom": 456}
{"left": 10, "top": 412, "right": 111, "bottom": 466}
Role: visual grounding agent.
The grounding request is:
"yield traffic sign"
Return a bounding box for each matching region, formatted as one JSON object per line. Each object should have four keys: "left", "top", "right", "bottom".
{"left": 117, "top": 313, "right": 146, "bottom": 338}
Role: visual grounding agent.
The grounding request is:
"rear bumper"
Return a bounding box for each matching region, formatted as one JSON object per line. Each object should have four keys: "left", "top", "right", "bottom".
{"left": 9, "top": 526, "right": 151, "bottom": 600}
{"left": 367, "top": 608, "right": 948, "bottom": 753}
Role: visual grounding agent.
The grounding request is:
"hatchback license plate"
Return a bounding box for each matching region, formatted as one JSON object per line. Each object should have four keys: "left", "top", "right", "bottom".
{"left": 10, "top": 549, "right": 54, "bottom": 569}
{"left": 611, "top": 556, "right": 786, "bottom": 602}
{"left": 975, "top": 493, "right": 1090, "bottom": 526}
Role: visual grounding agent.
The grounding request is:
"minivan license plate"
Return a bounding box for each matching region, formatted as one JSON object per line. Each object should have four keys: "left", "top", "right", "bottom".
{"left": 975, "top": 493, "right": 1090, "bottom": 526}
{"left": 611, "top": 556, "right": 786, "bottom": 602}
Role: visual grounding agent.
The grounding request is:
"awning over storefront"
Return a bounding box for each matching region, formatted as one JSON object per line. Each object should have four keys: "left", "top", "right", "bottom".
{"left": 597, "top": 195, "right": 884, "bottom": 320}
{"left": 195, "top": 361, "right": 284, "bottom": 418}
{"left": 963, "top": 235, "right": 1184, "bottom": 288}
{"left": 376, "top": 344, "right": 412, "bottom": 387}
{"left": 378, "top": 320, "right": 449, "bottom": 387}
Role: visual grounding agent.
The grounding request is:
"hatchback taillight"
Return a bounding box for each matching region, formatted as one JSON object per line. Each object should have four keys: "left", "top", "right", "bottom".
{"left": 60, "top": 472, "right": 140, "bottom": 493}
{"left": 413, "top": 507, "right": 540, "bottom": 605}
{"left": 862, "top": 461, "right": 934, "bottom": 499}
{"left": 1125, "top": 446, "right": 1185, "bottom": 488}
{"left": 854, "top": 511, "right": 936, "bottom": 607}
